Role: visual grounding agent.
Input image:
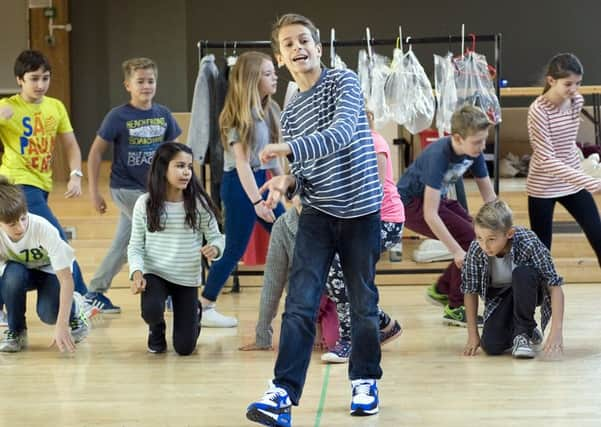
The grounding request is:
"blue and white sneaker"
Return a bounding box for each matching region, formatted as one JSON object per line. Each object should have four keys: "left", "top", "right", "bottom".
{"left": 350, "top": 379, "right": 379, "bottom": 416}
{"left": 84, "top": 292, "right": 121, "bottom": 314}
{"left": 246, "top": 382, "right": 292, "bottom": 427}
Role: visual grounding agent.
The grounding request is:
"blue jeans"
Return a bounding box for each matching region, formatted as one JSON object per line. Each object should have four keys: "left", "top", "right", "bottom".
{"left": 0, "top": 262, "right": 76, "bottom": 332}
{"left": 274, "top": 207, "right": 382, "bottom": 404}
{"left": 202, "top": 169, "right": 284, "bottom": 302}
{"left": 20, "top": 185, "right": 88, "bottom": 295}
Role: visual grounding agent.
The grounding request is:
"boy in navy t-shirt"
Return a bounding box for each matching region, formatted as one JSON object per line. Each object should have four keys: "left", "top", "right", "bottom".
{"left": 397, "top": 105, "right": 496, "bottom": 326}
{"left": 86, "top": 57, "right": 181, "bottom": 313}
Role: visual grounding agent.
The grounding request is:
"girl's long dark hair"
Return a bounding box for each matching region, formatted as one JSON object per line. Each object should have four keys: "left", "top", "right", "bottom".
{"left": 146, "top": 142, "right": 220, "bottom": 232}
{"left": 542, "top": 53, "right": 583, "bottom": 94}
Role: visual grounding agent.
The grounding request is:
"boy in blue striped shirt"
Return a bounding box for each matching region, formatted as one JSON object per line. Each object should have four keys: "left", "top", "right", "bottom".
{"left": 246, "top": 14, "right": 383, "bottom": 426}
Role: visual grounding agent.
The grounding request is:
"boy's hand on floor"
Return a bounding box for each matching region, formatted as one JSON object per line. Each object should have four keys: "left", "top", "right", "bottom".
{"left": 239, "top": 342, "right": 273, "bottom": 351}
{"left": 50, "top": 324, "right": 76, "bottom": 353}
{"left": 543, "top": 331, "right": 563, "bottom": 356}
{"left": 463, "top": 334, "right": 480, "bottom": 356}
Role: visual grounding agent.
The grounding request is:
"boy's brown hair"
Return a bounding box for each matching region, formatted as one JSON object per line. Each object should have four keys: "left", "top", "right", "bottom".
{"left": 0, "top": 175, "right": 27, "bottom": 223}
{"left": 474, "top": 199, "right": 513, "bottom": 233}
{"left": 122, "top": 57, "right": 157, "bottom": 81}
{"left": 271, "top": 13, "right": 320, "bottom": 55}
{"left": 451, "top": 105, "right": 491, "bottom": 138}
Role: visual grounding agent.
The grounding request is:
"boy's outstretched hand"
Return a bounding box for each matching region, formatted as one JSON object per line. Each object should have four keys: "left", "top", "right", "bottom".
{"left": 258, "top": 175, "right": 296, "bottom": 209}
{"left": 260, "top": 143, "right": 291, "bottom": 164}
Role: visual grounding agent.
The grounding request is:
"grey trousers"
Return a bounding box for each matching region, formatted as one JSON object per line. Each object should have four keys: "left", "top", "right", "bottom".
{"left": 88, "top": 188, "right": 144, "bottom": 293}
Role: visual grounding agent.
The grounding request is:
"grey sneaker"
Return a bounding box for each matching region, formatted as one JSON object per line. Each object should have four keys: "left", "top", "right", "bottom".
{"left": 512, "top": 334, "right": 536, "bottom": 359}
{"left": 70, "top": 312, "right": 90, "bottom": 344}
{"left": 0, "top": 329, "right": 28, "bottom": 352}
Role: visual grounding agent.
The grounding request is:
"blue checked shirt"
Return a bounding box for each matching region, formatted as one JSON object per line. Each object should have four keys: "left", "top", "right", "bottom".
{"left": 461, "top": 227, "right": 563, "bottom": 331}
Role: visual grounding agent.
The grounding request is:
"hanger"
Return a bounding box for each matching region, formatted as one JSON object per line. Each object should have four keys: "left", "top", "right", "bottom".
{"left": 398, "top": 26, "right": 403, "bottom": 53}
{"left": 227, "top": 41, "right": 238, "bottom": 66}
{"left": 461, "top": 24, "right": 465, "bottom": 57}
{"left": 405, "top": 36, "right": 412, "bottom": 52}
{"left": 330, "top": 28, "right": 336, "bottom": 68}
{"left": 366, "top": 27, "right": 372, "bottom": 59}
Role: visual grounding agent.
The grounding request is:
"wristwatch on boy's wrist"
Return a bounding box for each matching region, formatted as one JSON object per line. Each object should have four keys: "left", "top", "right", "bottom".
{"left": 70, "top": 169, "right": 83, "bottom": 178}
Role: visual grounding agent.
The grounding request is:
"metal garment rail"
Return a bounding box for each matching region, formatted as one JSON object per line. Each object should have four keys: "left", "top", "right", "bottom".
{"left": 197, "top": 33, "right": 502, "bottom": 289}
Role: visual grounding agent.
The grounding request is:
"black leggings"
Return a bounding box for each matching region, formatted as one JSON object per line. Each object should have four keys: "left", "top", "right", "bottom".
{"left": 528, "top": 190, "right": 601, "bottom": 268}
{"left": 141, "top": 274, "right": 200, "bottom": 356}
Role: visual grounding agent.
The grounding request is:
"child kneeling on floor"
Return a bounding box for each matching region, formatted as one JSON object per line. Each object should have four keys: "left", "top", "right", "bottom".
{"left": 128, "top": 142, "right": 224, "bottom": 355}
{"left": 0, "top": 176, "right": 89, "bottom": 353}
{"left": 462, "top": 199, "right": 564, "bottom": 359}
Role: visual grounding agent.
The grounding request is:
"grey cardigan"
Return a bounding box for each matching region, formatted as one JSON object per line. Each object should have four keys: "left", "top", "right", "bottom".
{"left": 255, "top": 207, "right": 299, "bottom": 347}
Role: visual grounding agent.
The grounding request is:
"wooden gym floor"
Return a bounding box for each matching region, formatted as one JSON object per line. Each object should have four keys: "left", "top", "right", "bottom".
{"left": 1, "top": 173, "right": 601, "bottom": 426}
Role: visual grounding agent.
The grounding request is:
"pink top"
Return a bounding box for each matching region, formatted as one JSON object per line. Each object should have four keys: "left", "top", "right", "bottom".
{"left": 527, "top": 93, "right": 601, "bottom": 197}
{"left": 371, "top": 130, "right": 405, "bottom": 223}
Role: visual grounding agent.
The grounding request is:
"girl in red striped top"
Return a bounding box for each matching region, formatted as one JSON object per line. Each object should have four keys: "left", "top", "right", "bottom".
{"left": 527, "top": 53, "right": 601, "bottom": 267}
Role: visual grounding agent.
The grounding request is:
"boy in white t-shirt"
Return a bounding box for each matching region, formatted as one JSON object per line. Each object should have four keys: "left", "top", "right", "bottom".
{"left": 0, "top": 175, "right": 88, "bottom": 352}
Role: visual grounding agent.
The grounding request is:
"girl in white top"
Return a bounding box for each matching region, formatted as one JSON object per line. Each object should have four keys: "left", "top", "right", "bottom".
{"left": 128, "top": 142, "right": 224, "bottom": 355}
{"left": 527, "top": 53, "right": 601, "bottom": 268}
{"left": 0, "top": 175, "right": 88, "bottom": 353}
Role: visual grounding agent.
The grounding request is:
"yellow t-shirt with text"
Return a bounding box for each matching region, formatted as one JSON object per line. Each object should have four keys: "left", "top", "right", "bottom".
{"left": 0, "top": 94, "right": 73, "bottom": 191}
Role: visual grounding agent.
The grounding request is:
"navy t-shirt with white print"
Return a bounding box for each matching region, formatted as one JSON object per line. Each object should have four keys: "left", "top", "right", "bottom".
{"left": 98, "top": 103, "right": 181, "bottom": 190}
{"left": 397, "top": 136, "right": 488, "bottom": 204}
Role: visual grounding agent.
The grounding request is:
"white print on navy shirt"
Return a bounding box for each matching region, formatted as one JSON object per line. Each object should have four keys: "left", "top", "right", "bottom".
{"left": 130, "top": 124, "right": 167, "bottom": 139}
{"left": 441, "top": 159, "right": 474, "bottom": 197}
{"left": 126, "top": 119, "right": 167, "bottom": 167}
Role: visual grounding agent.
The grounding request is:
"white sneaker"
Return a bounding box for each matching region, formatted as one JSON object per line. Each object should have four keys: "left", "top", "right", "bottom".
{"left": 201, "top": 304, "right": 238, "bottom": 328}
{"left": 73, "top": 292, "right": 100, "bottom": 319}
{"left": 0, "top": 310, "right": 7, "bottom": 327}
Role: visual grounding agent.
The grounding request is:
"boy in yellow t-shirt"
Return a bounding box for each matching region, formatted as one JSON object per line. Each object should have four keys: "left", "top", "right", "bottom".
{"left": 0, "top": 50, "right": 89, "bottom": 300}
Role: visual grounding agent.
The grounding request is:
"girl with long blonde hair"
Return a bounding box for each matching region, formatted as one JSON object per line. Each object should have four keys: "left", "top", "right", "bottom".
{"left": 201, "top": 51, "right": 285, "bottom": 327}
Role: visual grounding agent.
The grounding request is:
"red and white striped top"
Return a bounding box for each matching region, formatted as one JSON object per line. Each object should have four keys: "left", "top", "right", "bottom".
{"left": 527, "top": 93, "right": 601, "bottom": 198}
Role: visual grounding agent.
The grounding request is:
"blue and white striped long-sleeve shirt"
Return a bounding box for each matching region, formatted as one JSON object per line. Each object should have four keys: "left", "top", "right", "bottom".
{"left": 282, "top": 68, "right": 382, "bottom": 218}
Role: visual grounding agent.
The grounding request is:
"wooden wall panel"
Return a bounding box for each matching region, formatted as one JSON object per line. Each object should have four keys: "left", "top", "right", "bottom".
{"left": 29, "top": 0, "right": 71, "bottom": 181}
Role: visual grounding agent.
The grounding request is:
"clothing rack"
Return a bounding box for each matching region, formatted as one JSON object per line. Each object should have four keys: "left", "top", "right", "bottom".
{"left": 197, "top": 32, "right": 502, "bottom": 290}
{"left": 198, "top": 33, "right": 503, "bottom": 193}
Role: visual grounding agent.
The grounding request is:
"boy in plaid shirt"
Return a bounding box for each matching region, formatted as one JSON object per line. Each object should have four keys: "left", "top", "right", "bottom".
{"left": 462, "top": 200, "right": 564, "bottom": 359}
